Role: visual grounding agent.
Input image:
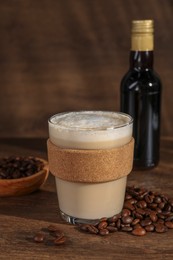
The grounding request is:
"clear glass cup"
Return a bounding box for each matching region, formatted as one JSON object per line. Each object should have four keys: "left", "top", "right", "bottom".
{"left": 48, "top": 111, "right": 133, "bottom": 224}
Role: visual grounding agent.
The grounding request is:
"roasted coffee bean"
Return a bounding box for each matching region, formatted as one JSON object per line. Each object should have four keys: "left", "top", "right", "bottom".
{"left": 132, "top": 218, "right": 140, "bottom": 226}
{"left": 116, "top": 219, "right": 121, "bottom": 229}
{"left": 158, "top": 202, "right": 165, "bottom": 209}
{"left": 155, "top": 224, "right": 168, "bottom": 233}
{"left": 163, "top": 204, "right": 172, "bottom": 212}
{"left": 0, "top": 156, "right": 44, "bottom": 179}
{"left": 154, "top": 196, "right": 162, "bottom": 204}
{"left": 107, "top": 214, "right": 120, "bottom": 223}
{"left": 134, "top": 212, "right": 143, "bottom": 220}
{"left": 165, "top": 215, "right": 173, "bottom": 222}
{"left": 137, "top": 200, "right": 147, "bottom": 209}
{"left": 148, "top": 203, "right": 158, "bottom": 209}
{"left": 125, "top": 194, "right": 132, "bottom": 200}
{"left": 99, "top": 229, "right": 109, "bottom": 236}
{"left": 107, "top": 226, "right": 118, "bottom": 232}
{"left": 98, "top": 221, "right": 108, "bottom": 230}
{"left": 149, "top": 212, "right": 158, "bottom": 222}
{"left": 79, "top": 186, "right": 173, "bottom": 237}
{"left": 132, "top": 227, "right": 146, "bottom": 236}
{"left": 121, "top": 226, "right": 133, "bottom": 232}
{"left": 145, "top": 195, "right": 154, "bottom": 204}
{"left": 140, "top": 219, "right": 152, "bottom": 227}
{"left": 165, "top": 221, "right": 173, "bottom": 229}
{"left": 145, "top": 224, "right": 155, "bottom": 232}
{"left": 54, "top": 236, "right": 66, "bottom": 245}
{"left": 34, "top": 233, "right": 45, "bottom": 243}
{"left": 122, "top": 209, "right": 131, "bottom": 217}
{"left": 124, "top": 201, "right": 135, "bottom": 211}
{"left": 87, "top": 225, "right": 99, "bottom": 234}
{"left": 48, "top": 225, "right": 60, "bottom": 232}
{"left": 136, "top": 208, "right": 145, "bottom": 215}
{"left": 122, "top": 216, "right": 133, "bottom": 224}
{"left": 168, "top": 199, "right": 173, "bottom": 207}
{"left": 100, "top": 217, "right": 107, "bottom": 222}
{"left": 133, "top": 224, "right": 142, "bottom": 230}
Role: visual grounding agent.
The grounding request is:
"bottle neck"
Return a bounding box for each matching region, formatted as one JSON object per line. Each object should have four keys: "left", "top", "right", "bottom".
{"left": 130, "top": 32, "right": 154, "bottom": 70}
{"left": 130, "top": 51, "right": 153, "bottom": 69}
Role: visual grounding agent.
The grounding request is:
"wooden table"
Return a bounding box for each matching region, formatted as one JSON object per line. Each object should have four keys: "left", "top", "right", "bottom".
{"left": 0, "top": 138, "right": 173, "bottom": 260}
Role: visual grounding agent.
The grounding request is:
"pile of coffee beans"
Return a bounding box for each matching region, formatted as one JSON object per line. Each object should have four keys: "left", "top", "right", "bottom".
{"left": 33, "top": 225, "right": 67, "bottom": 246}
{"left": 0, "top": 156, "right": 44, "bottom": 179}
{"left": 79, "top": 186, "right": 173, "bottom": 236}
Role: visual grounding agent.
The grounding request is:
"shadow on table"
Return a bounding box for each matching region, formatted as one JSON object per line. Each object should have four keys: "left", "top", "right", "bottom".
{"left": 0, "top": 189, "right": 64, "bottom": 224}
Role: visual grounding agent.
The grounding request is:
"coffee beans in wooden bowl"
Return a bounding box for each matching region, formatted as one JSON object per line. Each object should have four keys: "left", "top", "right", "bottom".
{"left": 79, "top": 186, "right": 173, "bottom": 236}
{"left": 0, "top": 156, "right": 49, "bottom": 196}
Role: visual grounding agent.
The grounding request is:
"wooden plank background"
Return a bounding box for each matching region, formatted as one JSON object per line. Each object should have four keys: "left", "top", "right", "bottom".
{"left": 0, "top": 0, "right": 172, "bottom": 137}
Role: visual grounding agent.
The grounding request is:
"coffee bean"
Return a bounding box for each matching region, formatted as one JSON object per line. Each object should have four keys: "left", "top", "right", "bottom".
{"left": 133, "top": 224, "right": 142, "bottom": 230}
{"left": 140, "top": 219, "right": 152, "bottom": 227}
{"left": 78, "top": 186, "right": 173, "bottom": 237}
{"left": 54, "top": 236, "right": 66, "bottom": 245}
{"left": 155, "top": 224, "right": 168, "bottom": 233}
{"left": 122, "top": 216, "right": 133, "bottom": 224}
{"left": 137, "top": 200, "right": 147, "bottom": 209}
{"left": 136, "top": 208, "right": 145, "bottom": 215}
{"left": 132, "top": 218, "right": 140, "bottom": 226}
{"left": 107, "top": 226, "right": 118, "bottom": 232}
{"left": 154, "top": 196, "right": 162, "bottom": 204}
{"left": 121, "top": 226, "right": 133, "bottom": 232}
{"left": 34, "top": 233, "right": 45, "bottom": 243}
{"left": 165, "top": 215, "right": 173, "bottom": 222}
{"left": 87, "top": 225, "right": 99, "bottom": 234}
{"left": 0, "top": 156, "right": 44, "bottom": 179}
{"left": 149, "top": 212, "right": 158, "bottom": 222}
{"left": 124, "top": 201, "right": 135, "bottom": 211}
{"left": 107, "top": 214, "right": 120, "bottom": 223}
{"left": 158, "top": 202, "right": 165, "bottom": 209}
{"left": 48, "top": 225, "right": 60, "bottom": 232}
{"left": 122, "top": 209, "right": 131, "bottom": 217}
{"left": 98, "top": 221, "right": 108, "bottom": 230}
{"left": 168, "top": 199, "right": 173, "bottom": 207}
{"left": 132, "top": 228, "right": 146, "bottom": 236}
{"left": 99, "top": 229, "right": 109, "bottom": 236}
{"left": 145, "top": 195, "right": 154, "bottom": 204}
{"left": 165, "top": 221, "right": 173, "bottom": 229}
{"left": 145, "top": 224, "right": 155, "bottom": 232}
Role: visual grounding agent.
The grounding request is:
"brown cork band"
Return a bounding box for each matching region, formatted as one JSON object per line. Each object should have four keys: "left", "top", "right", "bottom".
{"left": 47, "top": 138, "right": 134, "bottom": 183}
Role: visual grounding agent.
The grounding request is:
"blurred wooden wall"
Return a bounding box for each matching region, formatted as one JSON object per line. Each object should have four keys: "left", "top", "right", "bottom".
{"left": 0, "top": 0, "right": 173, "bottom": 137}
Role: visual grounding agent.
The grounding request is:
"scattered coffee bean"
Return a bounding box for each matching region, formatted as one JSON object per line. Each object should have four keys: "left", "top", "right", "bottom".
{"left": 132, "top": 228, "right": 146, "bottom": 236}
{"left": 54, "top": 236, "right": 66, "bottom": 245}
{"left": 34, "top": 233, "right": 45, "bottom": 243}
{"left": 98, "top": 221, "right": 108, "bottom": 230}
{"left": 99, "top": 229, "right": 109, "bottom": 236}
{"left": 0, "top": 156, "right": 44, "bottom": 179}
{"left": 155, "top": 224, "right": 168, "bottom": 233}
{"left": 79, "top": 186, "right": 173, "bottom": 237}
{"left": 165, "top": 221, "right": 173, "bottom": 229}
{"left": 145, "top": 224, "right": 155, "bottom": 232}
{"left": 33, "top": 225, "right": 67, "bottom": 246}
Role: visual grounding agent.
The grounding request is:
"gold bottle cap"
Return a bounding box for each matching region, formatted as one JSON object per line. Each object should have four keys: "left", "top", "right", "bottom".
{"left": 132, "top": 20, "right": 154, "bottom": 34}
{"left": 131, "top": 20, "right": 154, "bottom": 51}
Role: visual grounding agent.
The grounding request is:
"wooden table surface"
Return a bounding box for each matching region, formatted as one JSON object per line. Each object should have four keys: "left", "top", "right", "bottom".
{"left": 0, "top": 137, "right": 173, "bottom": 260}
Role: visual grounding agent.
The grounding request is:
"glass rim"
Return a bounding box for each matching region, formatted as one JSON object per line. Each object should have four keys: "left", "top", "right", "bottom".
{"left": 48, "top": 111, "right": 133, "bottom": 131}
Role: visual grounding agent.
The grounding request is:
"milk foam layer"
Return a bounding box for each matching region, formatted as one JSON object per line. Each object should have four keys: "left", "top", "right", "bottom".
{"left": 49, "top": 111, "right": 133, "bottom": 149}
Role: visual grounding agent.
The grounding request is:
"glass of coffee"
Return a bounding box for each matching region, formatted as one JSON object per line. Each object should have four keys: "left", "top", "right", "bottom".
{"left": 48, "top": 111, "right": 133, "bottom": 224}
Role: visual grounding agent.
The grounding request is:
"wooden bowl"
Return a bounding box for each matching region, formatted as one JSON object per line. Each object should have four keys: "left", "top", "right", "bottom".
{"left": 0, "top": 158, "right": 49, "bottom": 197}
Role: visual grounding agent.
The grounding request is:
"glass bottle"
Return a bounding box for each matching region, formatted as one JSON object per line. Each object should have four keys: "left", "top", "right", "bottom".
{"left": 120, "top": 20, "right": 162, "bottom": 170}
